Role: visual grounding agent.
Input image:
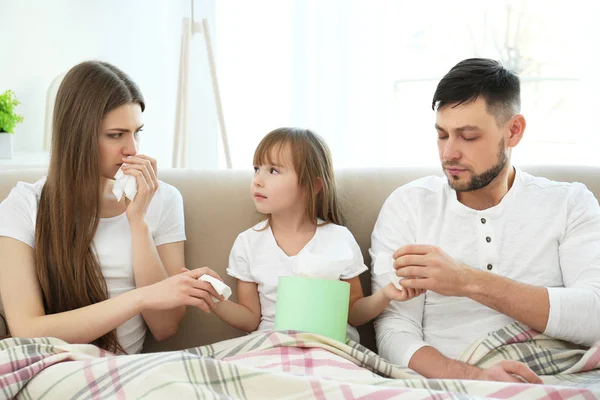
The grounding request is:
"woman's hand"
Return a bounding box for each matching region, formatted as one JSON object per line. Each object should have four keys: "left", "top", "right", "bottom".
{"left": 141, "top": 267, "right": 225, "bottom": 313}
{"left": 121, "top": 154, "right": 158, "bottom": 223}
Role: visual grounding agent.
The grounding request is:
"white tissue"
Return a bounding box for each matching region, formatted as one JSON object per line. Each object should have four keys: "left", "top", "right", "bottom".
{"left": 112, "top": 165, "right": 138, "bottom": 202}
{"left": 373, "top": 252, "right": 403, "bottom": 290}
{"left": 292, "top": 240, "right": 354, "bottom": 280}
{"left": 199, "top": 274, "right": 232, "bottom": 303}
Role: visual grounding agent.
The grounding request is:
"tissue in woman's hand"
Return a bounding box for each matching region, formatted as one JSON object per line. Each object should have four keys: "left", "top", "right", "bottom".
{"left": 373, "top": 252, "right": 403, "bottom": 290}
{"left": 292, "top": 242, "right": 353, "bottom": 280}
{"left": 112, "top": 166, "right": 137, "bottom": 202}
{"left": 199, "top": 274, "right": 232, "bottom": 303}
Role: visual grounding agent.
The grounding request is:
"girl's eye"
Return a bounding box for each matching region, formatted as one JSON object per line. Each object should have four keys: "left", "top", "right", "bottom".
{"left": 253, "top": 166, "right": 259, "bottom": 173}
{"left": 109, "top": 133, "right": 122, "bottom": 139}
{"left": 463, "top": 137, "right": 477, "bottom": 141}
{"left": 270, "top": 167, "right": 279, "bottom": 174}
{"left": 437, "top": 135, "right": 448, "bottom": 140}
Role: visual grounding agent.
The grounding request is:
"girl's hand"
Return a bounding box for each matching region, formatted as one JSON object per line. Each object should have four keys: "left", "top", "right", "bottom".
{"left": 142, "top": 267, "right": 225, "bottom": 313}
{"left": 382, "top": 282, "right": 425, "bottom": 302}
{"left": 121, "top": 154, "right": 158, "bottom": 223}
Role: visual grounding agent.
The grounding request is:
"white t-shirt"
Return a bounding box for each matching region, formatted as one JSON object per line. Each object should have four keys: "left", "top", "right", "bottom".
{"left": 227, "top": 220, "right": 368, "bottom": 342}
{"left": 371, "top": 167, "right": 600, "bottom": 367}
{"left": 0, "top": 177, "right": 186, "bottom": 354}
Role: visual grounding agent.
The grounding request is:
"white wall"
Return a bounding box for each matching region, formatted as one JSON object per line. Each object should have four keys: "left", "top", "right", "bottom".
{"left": 0, "top": 0, "right": 218, "bottom": 168}
{"left": 215, "top": 0, "right": 600, "bottom": 168}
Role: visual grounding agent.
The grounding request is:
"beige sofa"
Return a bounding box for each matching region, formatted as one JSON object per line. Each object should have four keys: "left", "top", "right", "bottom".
{"left": 1, "top": 166, "right": 599, "bottom": 354}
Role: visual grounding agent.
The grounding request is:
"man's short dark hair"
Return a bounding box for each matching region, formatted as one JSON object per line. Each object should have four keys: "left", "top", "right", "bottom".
{"left": 432, "top": 58, "right": 521, "bottom": 124}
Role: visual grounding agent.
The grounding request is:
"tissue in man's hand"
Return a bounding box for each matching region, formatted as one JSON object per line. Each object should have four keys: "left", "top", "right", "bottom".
{"left": 199, "top": 274, "right": 232, "bottom": 303}
{"left": 373, "top": 252, "right": 403, "bottom": 290}
{"left": 112, "top": 165, "right": 138, "bottom": 202}
{"left": 292, "top": 242, "right": 353, "bottom": 280}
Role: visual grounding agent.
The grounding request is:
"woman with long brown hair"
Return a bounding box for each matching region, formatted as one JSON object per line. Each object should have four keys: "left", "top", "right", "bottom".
{"left": 0, "top": 61, "right": 222, "bottom": 354}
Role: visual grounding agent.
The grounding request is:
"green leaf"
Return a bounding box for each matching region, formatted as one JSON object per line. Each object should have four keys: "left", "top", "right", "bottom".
{"left": 0, "top": 89, "right": 24, "bottom": 133}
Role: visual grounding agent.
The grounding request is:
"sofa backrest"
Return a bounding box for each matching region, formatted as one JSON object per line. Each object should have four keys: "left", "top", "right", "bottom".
{"left": 1, "top": 165, "right": 599, "bottom": 352}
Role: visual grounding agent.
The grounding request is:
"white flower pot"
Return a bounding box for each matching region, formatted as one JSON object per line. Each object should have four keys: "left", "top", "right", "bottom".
{"left": 0, "top": 132, "right": 14, "bottom": 159}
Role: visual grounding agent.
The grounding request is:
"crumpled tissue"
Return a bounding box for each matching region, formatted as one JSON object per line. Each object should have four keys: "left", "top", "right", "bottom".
{"left": 199, "top": 274, "right": 232, "bottom": 303}
{"left": 372, "top": 252, "right": 403, "bottom": 290}
{"left": 112, "top": 165, "right": 137, "bottom": 202}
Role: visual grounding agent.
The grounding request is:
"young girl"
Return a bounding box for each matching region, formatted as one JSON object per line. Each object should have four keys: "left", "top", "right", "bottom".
{"left": 213, "top": 128, "right": 424, "bottom": 341}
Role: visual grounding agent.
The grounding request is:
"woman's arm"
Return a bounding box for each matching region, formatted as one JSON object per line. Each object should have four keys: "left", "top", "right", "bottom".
{"left": 0, "top": 237, "right": 221, "bottom": 346}
{"left": 120, "top": 155, "right": 188, "bottom": 341}
{"left": 0, "top": 237, "right": 142, "bottom": 343}
{"left": 129, "top": 220, "right": 185, "bottom": 341}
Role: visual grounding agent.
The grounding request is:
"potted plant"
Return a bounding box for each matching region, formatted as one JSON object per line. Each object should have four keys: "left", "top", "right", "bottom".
{"left": 0, "top": 90, "right": 24, "bottom": 159}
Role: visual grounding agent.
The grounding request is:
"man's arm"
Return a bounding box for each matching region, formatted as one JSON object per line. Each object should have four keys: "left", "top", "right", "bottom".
{"left": 398, "top": 184, "right": 600, "bottom": 347}
{"left": 397, "top": 245, "right": 552, "bottom": 331}
{"left": 545, "top": 184, "right": 600, "bottom": 345}
{"left": 408, "top": 346, "right": 541, "bottom": 383}
{"left": 369, "top": 188, "right": 430, "bottom": 367}
{"left": 378, "top": 244, "right": 544, "bottom": 382}
{"left": 409, "top": 346, "right": 480, "bottom": 379}
{"left": 401, "top": 256, "right": 598, "bottom": 351}
{"left": 392, "top": 247, "right": 547, "bottom": 380}
{"left": 371, "top": 269, "right": 428, "bottom": 367}
{"left": 467, "top": 271, "right": 549, "bottom": 333}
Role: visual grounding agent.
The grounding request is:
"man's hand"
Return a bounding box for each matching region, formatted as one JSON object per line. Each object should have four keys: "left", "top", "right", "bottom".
{"left": 475, "top": 360, "right": 543, "bottom": 384}
{"left": 393, "top": 244, "right": 477, "bottom": 297}
{"left": 408, "top": 346, "right": 543, "bottom": 383}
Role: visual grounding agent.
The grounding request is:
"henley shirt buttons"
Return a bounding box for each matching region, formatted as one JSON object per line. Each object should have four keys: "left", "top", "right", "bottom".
{"left": 487, "top": 264, "right": 493, "bottom": 270}
{"left": 481, "top": 218, "right": 486, "bottom": 224}
{"left": 486, "top": 236, "right": 491, "bottom": 243}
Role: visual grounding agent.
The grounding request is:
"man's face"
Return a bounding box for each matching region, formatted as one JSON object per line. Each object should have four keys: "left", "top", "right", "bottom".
{"left": 435, "top": 97, "right": 511, "bottom": 192}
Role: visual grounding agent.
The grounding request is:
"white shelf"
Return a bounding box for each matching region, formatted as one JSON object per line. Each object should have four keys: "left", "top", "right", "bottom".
{"left": 0, "top": 151, "right": 50, "bottom": 170}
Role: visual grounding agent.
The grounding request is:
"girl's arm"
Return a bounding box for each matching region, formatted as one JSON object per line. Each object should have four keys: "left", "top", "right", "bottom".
{"left": 0, "top": 237, "right": 221, "bottom": 346}
{"left": 213, "top": 280, "right": 262, "bottom": 332}
{"left": 344, "top": 277, "right": 425, "bottom": 327}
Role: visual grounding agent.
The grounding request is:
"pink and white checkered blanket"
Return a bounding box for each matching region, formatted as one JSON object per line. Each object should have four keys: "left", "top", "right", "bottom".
{"left": 1, "top": 322, "right": 599, "bottom": 399}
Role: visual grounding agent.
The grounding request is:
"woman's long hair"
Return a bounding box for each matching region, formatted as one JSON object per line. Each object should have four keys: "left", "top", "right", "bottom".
{"left": 35, "top": 61, "right": 144, "bottom": 353}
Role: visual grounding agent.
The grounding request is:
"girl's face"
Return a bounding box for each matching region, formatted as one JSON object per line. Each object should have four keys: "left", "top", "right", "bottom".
{"left": 98, "top": 103, "right": 143, "bottom": 181}
{"left": 251, "top": 144, "right": 306, "bottom": 218}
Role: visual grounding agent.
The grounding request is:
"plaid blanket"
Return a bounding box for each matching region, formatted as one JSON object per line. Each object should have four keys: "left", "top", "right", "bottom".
{"left": 1, "top": 322, "right": 599, "bottom": 399}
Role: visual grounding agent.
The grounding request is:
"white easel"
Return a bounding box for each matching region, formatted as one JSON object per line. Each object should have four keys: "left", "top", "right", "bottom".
{"left": 172, "top": 0, "right": 231, "bottom": 168}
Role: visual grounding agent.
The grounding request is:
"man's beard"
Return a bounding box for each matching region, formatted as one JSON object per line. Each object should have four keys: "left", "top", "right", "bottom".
{"left": 444, "top": 138, "right": 508, "bottom": 192}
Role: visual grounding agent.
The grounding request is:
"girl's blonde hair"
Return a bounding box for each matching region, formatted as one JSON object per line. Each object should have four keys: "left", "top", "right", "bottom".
{"left": 253, "top": 127, "right": 345, "bottom": 226}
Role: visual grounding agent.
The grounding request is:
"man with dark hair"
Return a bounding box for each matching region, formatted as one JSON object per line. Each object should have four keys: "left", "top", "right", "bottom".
{"left": 370, "top": 58, "right": 600, "bottom": 382}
